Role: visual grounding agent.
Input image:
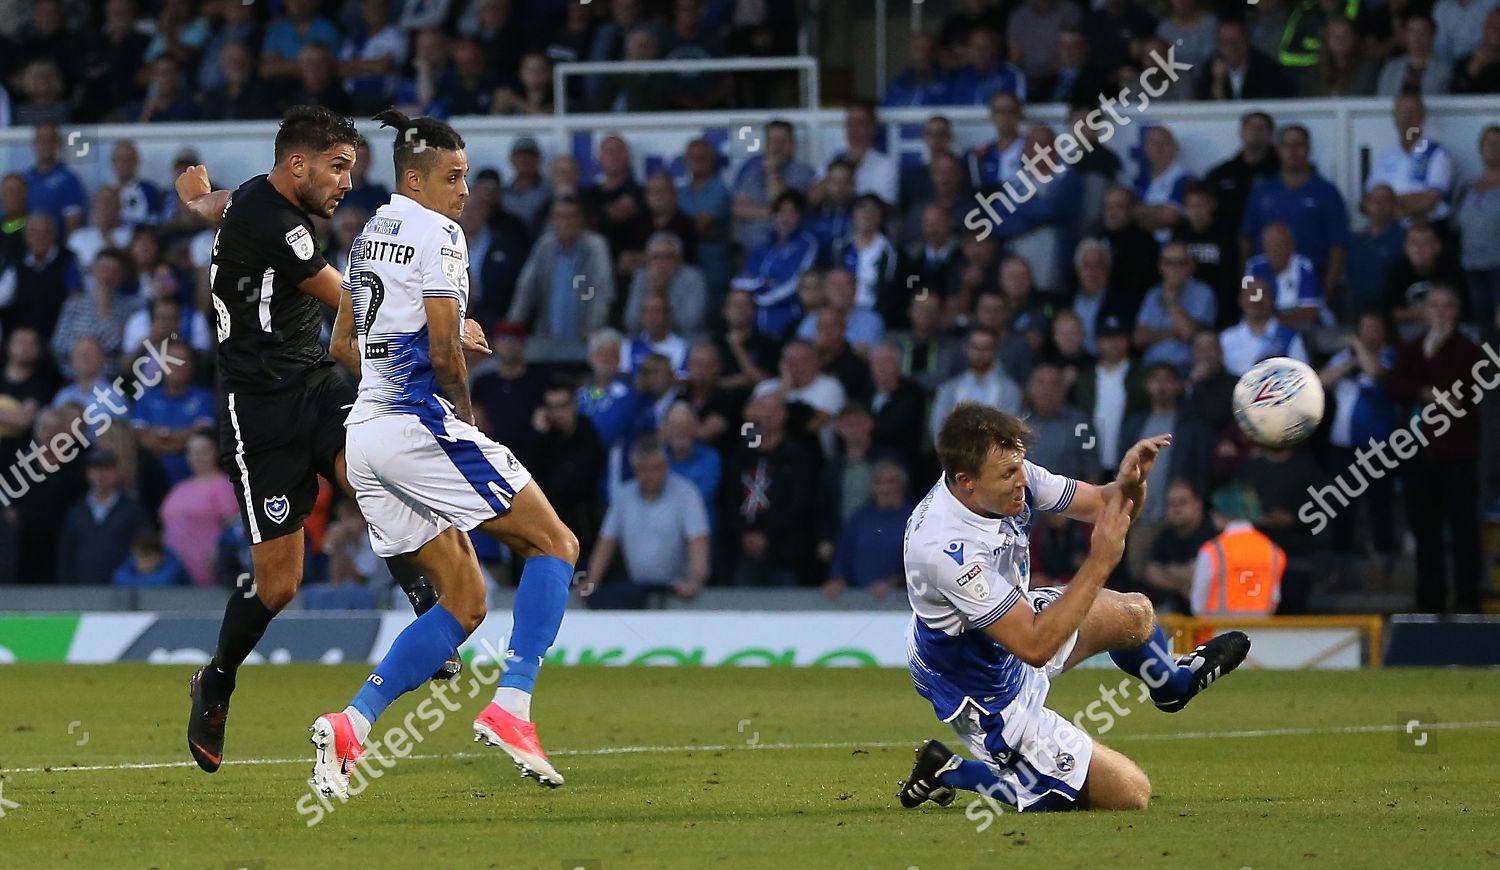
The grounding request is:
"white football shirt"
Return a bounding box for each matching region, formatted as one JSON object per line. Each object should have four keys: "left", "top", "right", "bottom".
{"left": 904, "top": 460, "right": 1078, "bottom": 718}
{"left": 344, "top": 194, "right": 470, "bottom": 425}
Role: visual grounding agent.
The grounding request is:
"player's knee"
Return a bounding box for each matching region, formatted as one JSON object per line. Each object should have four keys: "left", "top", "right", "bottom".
{"left": 453, "top": 597, "right": 487, "bottom": 633}
{"left": 252, "top": 567, "right": 302, "bottom": 611}
{"left": 256, "top": 578, "right": 299, "bottom": 612}
{"left": 1124, "top": 592, "right": 1155, "bottom": 645}
{"left": 540, "top": 523, "right": 579, "bottom": 566}
{"left": 1125, "top": 771, "right": 1152, "bottom": 811}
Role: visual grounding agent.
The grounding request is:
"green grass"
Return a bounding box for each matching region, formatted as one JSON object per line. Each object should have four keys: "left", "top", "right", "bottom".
{"left": 2, "top": 665, "right": 1498, "bottom": 869}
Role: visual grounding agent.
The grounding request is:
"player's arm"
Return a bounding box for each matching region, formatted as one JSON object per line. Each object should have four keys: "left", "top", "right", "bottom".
{"left": 297, "top": 265, "right": 346, "bottom": 309}
{"left": 175, "top": 165, "right": 232, "bottom": 227}
{"left": 982, "top": 490, "right": 1134, "bottom": 666}
{"left": 1060, "top": 435, "right": 1172, "bottom": 524}
{"left": 328, "top": 282, "right": 359, "bottom": 372}
{"left": 424, "top": 296, "right": 475, "bottom": 425}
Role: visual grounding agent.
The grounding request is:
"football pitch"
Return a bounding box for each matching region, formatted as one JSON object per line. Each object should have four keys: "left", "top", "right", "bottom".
{"left": 2, "top": 666, "right": 1497, "bottom": 869}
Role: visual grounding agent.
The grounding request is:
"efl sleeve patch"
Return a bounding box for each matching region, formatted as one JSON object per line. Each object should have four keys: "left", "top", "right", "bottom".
{"left": 285, "top": 225, "right": 315, "bottom": 261}
{"left": 439, "top": 246, "right": 465, "bottom": 283}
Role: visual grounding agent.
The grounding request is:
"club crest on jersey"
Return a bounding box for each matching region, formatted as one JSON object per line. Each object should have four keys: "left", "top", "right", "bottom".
{"left": 264, "top": 495, "right": 290, "bottom": 524}
{"left": 943, "top": 541, "right": 965, "bottom": 565}
{"left": 285, "top": 225, "right": 315, "bottom": 261}
{"left": 1056, "top": 752, "right": 1075, "bottom": 773}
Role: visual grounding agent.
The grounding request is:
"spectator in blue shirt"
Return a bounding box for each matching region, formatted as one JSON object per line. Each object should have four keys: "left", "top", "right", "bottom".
{"left": 883, "top": 32, "right": 952, "bottom": 107}
{"left": 1239, "top": 124, "right": 1349, "bottom": 293}
{"left": 577, "top": 329, "right": 640, "bottom": 497}
{"left": 948, "top": 26, "right": 1028, "bottom": 104}
{"left": 822, "top": 460, "right": 914, "bottom": 600}
{"left": 992, "top": 125, "right": 1084, "bottom": 294}
{"left": 260, "top": 0, "right": 341, "bottom": 81}
{"left": 676, "top": 138, "right": 734, "bottom": 295}
{"left": 338, "top": 0, "right": 408, "bottom": 114}
{"left": 128, "top": 57, "right": 202, "bottom": 123}
{"left": 23, "top": 124, "right": 86, "bottom": 234}
{"left": 132, "top": 341, "right": 215, "bottom": 488}
{"left": 660, "top": 400, "right": 721, "bottom": 532}
{"left": 1346, "top": 184, "right": 1406, "bottom": 319}
{"left": 1317, "top": 312, "right": 1400, "bottom": 560}
{"left": 196, "top": 0, "right": 260, "bottom": 93}
{"left": 343, "top": 137, "right": 392, "bottom": 215}
{"left": 732, "top": 189, "right": 819, "bottom": 337}
{"left": 1134, "top": 126, "right": 1194, "bottom": 243}
{"left": 1134, "top": 241, "right": 1217, "bottom": 370}
{"left": 731, "top": 120, "right": 819, "bottom": 251}
{"left": 967, "top": 91, "right": 1026, "bottom": 194}
{"left": 796, "top": 268, "right": 886, "bottom": 349}
{"left": 1245, "top": 222, "right": 1329, "bottom": 327}
{"left": 113, "top": 528, "right": 189, "bottom": 587}
{"left": 805, "top": 159, "right": 855, "bottom": 264}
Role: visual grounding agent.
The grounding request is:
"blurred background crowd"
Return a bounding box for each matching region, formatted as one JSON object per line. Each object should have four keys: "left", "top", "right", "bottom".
{"left": 1, "top": 0, "right": 1497, "bottom": 616}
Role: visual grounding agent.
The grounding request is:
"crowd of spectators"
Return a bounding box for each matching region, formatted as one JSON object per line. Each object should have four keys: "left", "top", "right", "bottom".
{"left": 0, "top": 0, "right": 800, "bottom": 125}
{"left": 883, "top": 0, "right": 1500, "bottom": 108}
{"left": 1, "top": 0, "right": 1497, "bottom": 616}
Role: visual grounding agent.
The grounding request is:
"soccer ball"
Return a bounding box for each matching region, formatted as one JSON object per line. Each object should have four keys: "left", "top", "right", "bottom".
{"left": 1232, "top": 357, "right": 1325, "bottom": 448}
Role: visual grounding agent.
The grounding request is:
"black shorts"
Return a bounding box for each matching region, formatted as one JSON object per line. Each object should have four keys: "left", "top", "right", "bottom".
{"left": 218, "top": 366, "right": 355, "bottom": 544}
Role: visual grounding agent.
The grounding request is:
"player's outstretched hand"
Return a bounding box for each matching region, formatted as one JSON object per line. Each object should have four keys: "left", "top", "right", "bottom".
{"left": 176, "top": 165, "right": 212, "bottom": 205}
{"left": 1089, "top": 490, "right": 1134, "bottom": 567}
{"left": 1117, "top": 434, "right": 1172, "bottom": 491}
{"left": 461, "top": 319, "right": 491, "bottom": 355}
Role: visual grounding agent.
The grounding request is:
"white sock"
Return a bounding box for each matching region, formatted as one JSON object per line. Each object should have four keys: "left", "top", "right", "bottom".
{"left": 343, "top": 706, "right": 372, "bottom": 744}
{"left": 494, "top": 687, "right": 532, "bottom": 721}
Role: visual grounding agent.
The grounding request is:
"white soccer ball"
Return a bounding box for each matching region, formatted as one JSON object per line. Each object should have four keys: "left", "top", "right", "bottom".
{"left": 1232, "top": 357, "right": 1325, "bottom": 448}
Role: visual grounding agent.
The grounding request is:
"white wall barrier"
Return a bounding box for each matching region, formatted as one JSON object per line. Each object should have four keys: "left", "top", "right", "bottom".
{"left": 0, "top": 610, "right": 1364, "bottom": 668}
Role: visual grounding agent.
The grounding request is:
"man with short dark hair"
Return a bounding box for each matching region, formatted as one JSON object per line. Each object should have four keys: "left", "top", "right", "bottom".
{"left": 508, "top": 195, "right": 616, "bottom": 355}
{"left": 1387, "top": 285, "right": 1486, "bottom": 613}
{"left": 132, "top": 340, "right": 214, "bottom": 491}
{"left": 1240, "top": 125, "right": 1349, "bottom": 295}
{"left": 1203, "top": 112, "right": 1279, "bottom": 237}
{"left": 0, "top": 210, "right": 83, "bottom": 339}
{"left": 173, "top": 106, "right": 476, "bottom": 775}
{"left": 57, "top": 448, "right": 148, "bottom": 585}
{"left": 23, "top": 123, "right": 86, "bottom": 233}
{"left": 588, "top": 434, "right": 710, "bottom": 601}
{"left": 898, "top": 401, "right": 1249, "bottom": 812}
{"left": 1142, "top": 480, "right": 1217, "bottom": 613}
{"left": 822, "top": 459, "right": 914, "bottom": 600}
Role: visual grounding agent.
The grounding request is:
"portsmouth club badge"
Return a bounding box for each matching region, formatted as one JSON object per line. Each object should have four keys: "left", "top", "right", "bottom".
{"left": 285, "top": 225, "right": 315, "bottom": 261}
{"left": 264, "top": 494, "right": 290, "bottom": 524}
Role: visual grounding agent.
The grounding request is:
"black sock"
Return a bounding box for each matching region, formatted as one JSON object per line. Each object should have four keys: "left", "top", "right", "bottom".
{"left": 386, "top": 555, "right": 437, "bottom": 616}
{"left": 207, "top": 591, "right": 278, "bottom": 694}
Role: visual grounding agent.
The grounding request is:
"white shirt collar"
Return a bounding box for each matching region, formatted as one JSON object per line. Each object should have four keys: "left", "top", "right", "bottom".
{"left": 934, "top": 474, "right": 1004, "bottom": 535}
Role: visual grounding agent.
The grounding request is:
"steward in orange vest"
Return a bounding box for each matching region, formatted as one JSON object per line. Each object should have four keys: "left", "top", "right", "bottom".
{"left": 1190, "top": 520, "right": 1285, "bottom": 618}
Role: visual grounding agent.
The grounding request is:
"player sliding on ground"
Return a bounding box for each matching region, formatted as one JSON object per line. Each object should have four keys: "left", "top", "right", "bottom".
{"left": 897, "top": 402, "right": 1251, "bottom": 812}
{"left": 174, "top": 106, "right": 476, "bottom": 776}
{"left": 307, "top": 111, "right": 577, "bottom": 799}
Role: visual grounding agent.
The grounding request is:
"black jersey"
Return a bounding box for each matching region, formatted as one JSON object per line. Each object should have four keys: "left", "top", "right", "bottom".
{"left": 208, "top": 174, "right": 334, "bottom": 393}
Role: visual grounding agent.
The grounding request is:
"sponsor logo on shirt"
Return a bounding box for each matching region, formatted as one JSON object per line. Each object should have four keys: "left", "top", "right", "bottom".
{"left": 285, "top": 225, "right": 315, "bottom": 261}
{"left": 368, "top": 216, "right": 402, "bottom": 236}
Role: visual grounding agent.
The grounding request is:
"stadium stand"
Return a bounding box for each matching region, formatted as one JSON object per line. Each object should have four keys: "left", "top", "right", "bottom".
{"left": 0, "top": 0, "right": 1496, "bottom": 620}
